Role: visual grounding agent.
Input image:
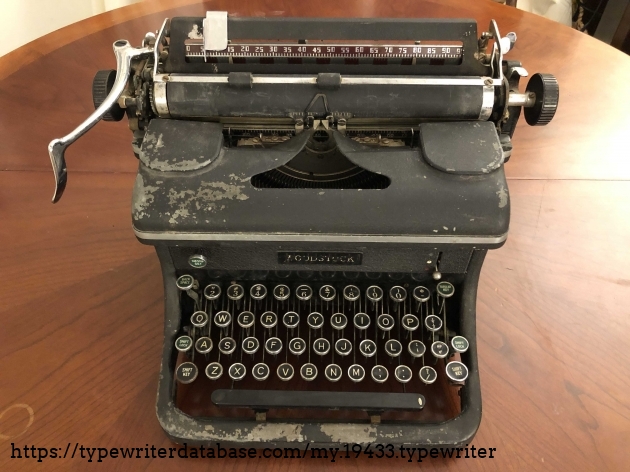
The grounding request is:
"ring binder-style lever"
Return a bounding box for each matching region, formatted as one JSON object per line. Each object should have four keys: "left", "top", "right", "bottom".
{"left": 47, "top": 40, "right": 152, "bottom": 203}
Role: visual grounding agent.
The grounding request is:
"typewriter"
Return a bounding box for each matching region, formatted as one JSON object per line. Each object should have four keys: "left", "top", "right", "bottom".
{"left": 48, "top": 12, "right": 558, "bottom": 448}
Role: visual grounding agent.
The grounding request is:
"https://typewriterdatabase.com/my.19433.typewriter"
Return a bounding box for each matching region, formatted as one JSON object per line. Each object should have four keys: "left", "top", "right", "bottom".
{"left": 47, "top": 12, "right": 558, "bottom": 448}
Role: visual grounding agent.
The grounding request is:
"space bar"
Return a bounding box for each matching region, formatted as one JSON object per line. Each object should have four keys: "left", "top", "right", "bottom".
{"left": 211, "top": 389, "right": 425, "bottom": 411}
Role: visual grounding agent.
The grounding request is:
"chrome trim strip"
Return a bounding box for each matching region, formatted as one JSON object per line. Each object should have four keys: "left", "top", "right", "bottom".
{"left": 161, "top": 74, "right": 489, "bottom": 87}
{"left": 133, "top": 227, "right": 508, "bottom": 245}
{"left": 479, "top": 83, "right": 494, "bottom": 120}
{"left": 153, "top": 81, "right": 169, "bottom": 117}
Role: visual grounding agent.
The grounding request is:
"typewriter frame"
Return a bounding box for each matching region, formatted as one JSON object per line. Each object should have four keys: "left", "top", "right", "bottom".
{"left": 47, "top": 11, "right": 557, "bottom": 449}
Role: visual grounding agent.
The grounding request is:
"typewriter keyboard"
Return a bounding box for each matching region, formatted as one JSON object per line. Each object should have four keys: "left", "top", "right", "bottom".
{"left": 172, "top": 272, "right": 469, "bottom": 419}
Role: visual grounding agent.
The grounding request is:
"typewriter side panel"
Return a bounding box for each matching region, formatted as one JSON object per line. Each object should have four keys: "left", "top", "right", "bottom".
{"left": 155, "top": 245, "right": 485, "bottom": 448}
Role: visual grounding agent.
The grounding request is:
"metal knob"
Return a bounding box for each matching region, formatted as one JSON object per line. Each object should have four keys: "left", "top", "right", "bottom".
{"left": 92, "top": 70, "right": 125, "bottom": 122}
{"left": 524, "top": 73, "right": 559, "bottom": 126}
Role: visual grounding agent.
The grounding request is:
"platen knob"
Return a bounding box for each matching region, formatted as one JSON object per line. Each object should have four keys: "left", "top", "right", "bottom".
{"left": 92, "top": 70, "right": 125, "bottom": 122}
{"left": 524, "top": 73, "right": 559, "bottom": 126}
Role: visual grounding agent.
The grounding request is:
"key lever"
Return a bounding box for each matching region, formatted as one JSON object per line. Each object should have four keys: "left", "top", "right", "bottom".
{"left": 48, "top": 40, "right": 152, "bottom": 203}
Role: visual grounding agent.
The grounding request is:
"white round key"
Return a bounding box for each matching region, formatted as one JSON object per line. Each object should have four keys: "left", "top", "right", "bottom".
{"left": 252, "top": 363, "right": 270, "bottom": 381}
{"left": 205, "top": 362, "right": 223, "bottom": 380}
{"left": 228, "top": 362, "right": 246, "bottom": 381}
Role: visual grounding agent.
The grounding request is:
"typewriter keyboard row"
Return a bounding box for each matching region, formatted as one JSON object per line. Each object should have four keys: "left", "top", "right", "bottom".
{"left": 173, "top": 275, "right": 469, "bottom": 412}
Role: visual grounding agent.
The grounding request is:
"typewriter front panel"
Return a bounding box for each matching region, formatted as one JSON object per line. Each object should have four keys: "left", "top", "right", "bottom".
{"left": 157, "top": 244, "right": 485, "bottom": 447}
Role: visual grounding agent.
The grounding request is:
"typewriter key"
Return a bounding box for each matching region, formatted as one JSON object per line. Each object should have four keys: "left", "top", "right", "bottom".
{"left": 353, "top": 312, "right": 370, "bottom": 330}
{"left": 204, "top": 283, "right": 221, "bottom": 301}
{"left": 190, "top": 311, "right": 208, "bottom": 328}
{"left": 252, "top": 363, "right": 270, "bottom": 381}
{"left": 377, "top": 314, "right": 395, "bottom": 332}
{"left": 205, "top": 362, "right": 223, "bottom": 380}
{"left": 265, "top": 337, "right": 283, "bottom": 355}
{"left": 384, "top": 339, "right": 403, "bottom": 357}
{"left": 343, "top": 285, "right": 360, "bottom": 302}
{"left": 366, "top": 285, "right": 383, "bottom": 303}
{"left": 419, "top": 366, "right": 437, "bottom": 385}
{"left": 436, "top": 281, "right": 455, "bottom": 298}
{"left": 226, "top": 284, "right": 244, "bottom": 301}
{"left": 228, "top": 363, "right": 246, "bottom": 381}
{"left": 307, "top": 312, "right": 324, "bottom": 329}
{"left": 277, "top": 363, "right": 295, "bottom": 381}
{"left": 424, "top": 314, "right": 442, "bottom": 332}
{"left": 273, "top": 284, "right": 290, "bottom": 301}
{"left": 451, "top": 335, "right": 469, "bottom": 353}
{"left": 175, "top": 362, "right": 198, "bottom": 384}
{"left": 330, "top": 313, "right": 347, "bottom": 330}
{"left": 214, "top": 311, "right": 232, "bottom": 328}
{"left": 408, "top": 340, "right": 426, "bottom": 358}
{"left": 218, "top": 337, "right": 236, "bottom": 355}
{"left": 431, "top": 341, "right": 449, "bottom": 359}
{"left": 445, "top": 361, "right": 469, "bottom": 383}
{"left": 313, "top": 338, "right": 331, "bottom": 356}
{"left": 389, "top": 286, "right": 407, "bottom": 302}
{"left": 260, "top": 311, "right": 278, "bottom": 329}
{"left": 402, "top": 314, "right": 420, "bottom": 331}
{"left": 195, "top": 337, "right": 213, "bottom": 354}
{"left": 242, "top": 336, "right": 260, "bottom": 355}
{"left": 296, "top": 285, "right": 313, "bottom": 301}
{"left": 237, "top": 311, "right": 255, "bottom": 329}
{"left": 325, "top": 364, "right": 343, "bottom": 382}
{"left": 334, "top": 338, "right": 352, "bottom": 356}
{"left": 319, "top": 285, "right": 336, "bottom": 301}
{"left": 188, "top": 254, "right": 207, "bottom": 269}
{"left": 250, "top": 284, "right": 267, "bottom": 300}
{"left": 283, "top": 311, "right": 300, "bottom": 329}
{"left": 359, "top": 339, "right": 377, "bottom": 357}
{"left": 348, "top": 364, "right": 366, "bottom": 382}
{"left": 289, "top": 337, "right": 306, "bottom": 356}
{"left": 395, "top": 365, "right": 412, "bottom": 383}
{"left": 176, "top": 275, "right": 196, "bottom": 291}
{"left": 300, "top": 363, "right": 318, "bottom": 381}
{"left": 371, "top": 365, "right": 389, "bottom": 383}
{"left": 412, "top": 286, "right": 431, "bottom": 303}
{"left": 276, "top": 362, "right": 295, "bottom": 382}
{"left": 175, "top": 335, "right": 193, "bottom": 352}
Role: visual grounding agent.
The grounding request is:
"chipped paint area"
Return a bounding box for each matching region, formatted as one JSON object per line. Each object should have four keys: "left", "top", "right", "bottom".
{"left": 246, "top": 424, "right": 305, "bottom": 442}
{"left": 161, "top": 409, "right": 305, "bottom": 442}
{"left": 229, "top": 173, "right": 250, "bottom": 183}
{"left": 496, "top": 185, "right": 509, "bottom": 208}
{"left": 319, "top": 424, "right": 377, "bottom": 443}
{"left": 132, "top": 174, "right": 159, "bottom": 220}
{"left": 382, "top": 429, "right": 405, "bottom": 439}
{"left": 140, "top": 131, "right": 214, "bottom": 172}
{"left": 480, "top": 141, "right": 504, "bottom": 174}
{"left": 166, "top": 182, "right": 249, "bottom": 224}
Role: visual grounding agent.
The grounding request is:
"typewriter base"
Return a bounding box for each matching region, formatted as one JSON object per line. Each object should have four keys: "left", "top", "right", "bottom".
{"left": 153, "top": 246, "right": 485, "bottom": 448}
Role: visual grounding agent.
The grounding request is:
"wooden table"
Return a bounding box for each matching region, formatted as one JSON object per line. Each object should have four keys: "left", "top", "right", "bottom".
{"left": 1, "top": 0, "right": 629, "bottom": 470}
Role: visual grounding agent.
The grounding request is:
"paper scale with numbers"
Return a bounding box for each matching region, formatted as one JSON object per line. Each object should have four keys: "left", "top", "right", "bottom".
{"left": 48, "top": 11, "right": 559, "bottom": 447}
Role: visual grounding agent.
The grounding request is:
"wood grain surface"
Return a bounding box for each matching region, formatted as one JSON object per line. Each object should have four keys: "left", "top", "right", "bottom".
{"left": 1, "top": 1, "right": 629, "bottom": 471}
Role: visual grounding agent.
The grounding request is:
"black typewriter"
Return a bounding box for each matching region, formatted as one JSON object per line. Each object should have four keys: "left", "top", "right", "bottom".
{"left": 48, "top": 12, "right": 558, "bottom": 448}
